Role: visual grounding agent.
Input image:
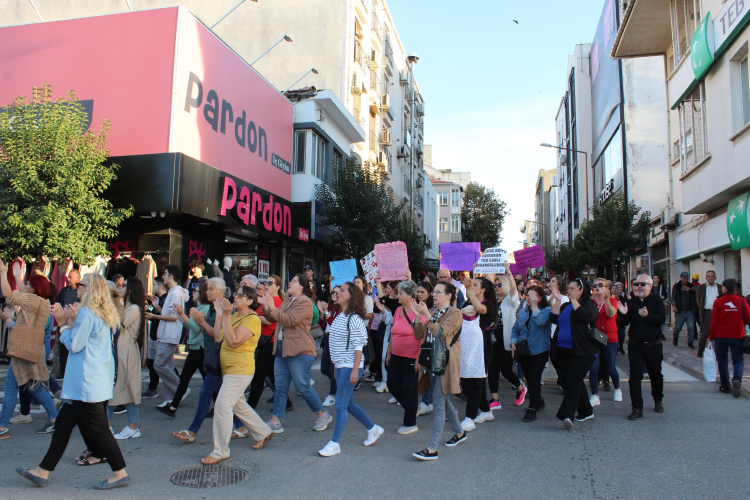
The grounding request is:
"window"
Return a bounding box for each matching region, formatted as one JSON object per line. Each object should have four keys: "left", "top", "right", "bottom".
{"left": 451, "top": 215, "right": 460, "bottom": 233}
{"left": 677, "top": 82, "right": 708, "bottom": 174}
{"left": 593, "top": 127, "right": 624, "bottom": 201}
{"left": 451, "top": 188, "right": 460, "bottom": 208}
{"left": 670, "top": 0, "right": 701, "bottom": 68}
{"left": 740, "top": 55, "right": 750, "bottom": 127}
{"left": 311, "top": 133, "right": 326, "bottom": 180}
{"left": 439, "top": 191, "right": 448, "bottom": 205}
{"left": 439, "top": 218, "right": 448, "bottom": 232}
{"left": 293, "top": 131, "right": 306, "bottom": 174}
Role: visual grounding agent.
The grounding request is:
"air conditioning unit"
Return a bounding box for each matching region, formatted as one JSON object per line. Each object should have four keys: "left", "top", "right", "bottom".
{"left": 661, "top": 206, "right": 677, "bottom": 229}
{"left": 370, "top": 50, "right": 380, "bottom": 68}
{"left": 559, "top": 155, "right": 568, "bottom": 167}
{"left": 380, "top": 92, "right": 391, "bottom": 111}
{"left": 399, "top": 70, "right": 409, "bottom": 84}
{"left": 351, "top": 73, "right": 361, "bottom": 94}
{"left": 396, "top": 145, "right": 410, "bottom": 158}
{"left": 379, "top": 129, "right": 391, "bottom": 146}
{"left": 415, "top": 103, "right": 425, "bottom": 116}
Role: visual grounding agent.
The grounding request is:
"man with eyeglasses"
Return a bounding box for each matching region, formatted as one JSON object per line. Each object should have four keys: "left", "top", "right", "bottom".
{"left": 620, "top": 275, "right": 666, "bottom": 420}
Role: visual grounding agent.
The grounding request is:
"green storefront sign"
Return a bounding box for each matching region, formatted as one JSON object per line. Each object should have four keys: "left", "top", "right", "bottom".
{"left": 727, "top": 192, "right": 750, "bottom": 250}
{"left": 691, "top": 15, "right": 714, "bottom": 80}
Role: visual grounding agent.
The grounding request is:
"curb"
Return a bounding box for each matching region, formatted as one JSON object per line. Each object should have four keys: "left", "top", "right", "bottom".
{"left": 664, "top": 355, "right": 750, "bottom": 397}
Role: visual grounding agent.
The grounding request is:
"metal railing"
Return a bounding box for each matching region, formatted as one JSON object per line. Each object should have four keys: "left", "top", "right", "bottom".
{"left": 369, "top": 130, "right": 378, "bottom": 153}
{"left": 354, "top": 41, "right": 370, "bottom": 71}
{"left": 371, "top": 12, "right": 382, "bottom": 43}
{"left": 383, "top": 38, "right": 393, "bottom": 67}
{"left": 403, "top": 174, "right": 411, "bottom": 196}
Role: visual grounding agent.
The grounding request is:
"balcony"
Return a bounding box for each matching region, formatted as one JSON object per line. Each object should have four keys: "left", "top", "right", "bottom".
{"left": 369, "top": 69, "right": 380, "bottom": 94}
{"left": 403, "top": 174, "right": 411, "bottom": 196}
{"left": 354, "top": 41, "right": 370, "bottom": 71}
{"left": 383, "top": 38, "right": 393, "bottom": 68}
{"left": 611, "top": 0, "right": 673, "bottom": 59}
{"left": 369, "top": 130, "right": 379, "bottom": 153}
{"left": 371, "top": 12, "right": 382, "bottom": 46}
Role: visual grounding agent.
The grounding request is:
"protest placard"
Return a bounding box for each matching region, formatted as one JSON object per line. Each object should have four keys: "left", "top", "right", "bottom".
{"left": 473, "top": 247, "right": 507, "bottom": 274}
{"left": 439, "top": 242, "right": 481, "bottom": 271}
{"left": 374, "top": 241, "right": 409, "bottom": 281}
{"left": 360, "top": 251, "right": 379, "bottom": 285}
{"left": 513, "top": 245, "right": 545, "bottom": 269}
{"left": 329, "top": 259, "right": 357, "bottom": 287}
{"left": 509, "top": 262, "right": 525, "bottom": 277}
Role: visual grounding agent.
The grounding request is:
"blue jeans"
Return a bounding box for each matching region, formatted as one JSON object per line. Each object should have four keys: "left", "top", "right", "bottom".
{"left": 673, "top": 311, "right": 696, "bottom": 344}
{"left": 188, "top": 372, "right": 223, "bottom": 434}
{"left": 0, "top": 360, "right": 58, "bottom": 427}
{"left": 421, "top": 386, "right": 434, "bottom": 405}
{"left": 617, "top": 326, "right": 627, "bottom": 350}
{"left": 106, "top": 403, "right": 140, "bottom": 424}
{"left": 321, "top": 343, "right": 337, "bottom": 396}
{"left": 713, "top": 338, "right": 744, "bottom": 388}
{"left": 272, "top": 340, "right": 323, "bottom": 420}
{"left": 589, "top": 342, "right": 620, "bottom": 394}
{"left": 332, "top": 367, "right": 374, "bottom": 443}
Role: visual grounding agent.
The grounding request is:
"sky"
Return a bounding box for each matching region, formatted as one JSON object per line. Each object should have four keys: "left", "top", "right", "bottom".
{"left": 387, "top": 0, "right": 606, "bottom": 253}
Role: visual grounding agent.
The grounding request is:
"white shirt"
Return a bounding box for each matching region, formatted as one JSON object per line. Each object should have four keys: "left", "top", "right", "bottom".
{"left": 364, "top": 295, "right": 374, "bottom": 315}
{"left": 704, "top": 284, "right": 719, "bottom": 310}
{"left": 547, "top": 294, "right": 570, "bottom": 338}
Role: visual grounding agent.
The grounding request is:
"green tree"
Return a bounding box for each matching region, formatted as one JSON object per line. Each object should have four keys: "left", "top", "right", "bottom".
{"left": 461, "top": 182, "right": 509, "bottom": 250}
{"left": 0, "top": 84, "right": 133, "bottom": 263}
{"left": 386, "top": 212, "right": 427, "bottom": 272}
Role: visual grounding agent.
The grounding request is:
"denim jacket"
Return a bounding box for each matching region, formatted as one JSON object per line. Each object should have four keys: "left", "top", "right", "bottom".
{"left": 510, "top": 306, "right": 552, "bottom": 356}
{"left": 59, "top": 307, "right": 115, "bottom": 403}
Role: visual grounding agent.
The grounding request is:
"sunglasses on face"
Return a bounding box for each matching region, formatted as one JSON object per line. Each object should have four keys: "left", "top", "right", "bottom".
{"left": 633, "top": 282, "right": 649, "bottom": 287}
{"left": 494, "top": 284, "right": 502, "bottom": 288}
{"left": 592, "top": 283, "right": 605, "bottom": 289}
{"left": 265, "top": 281, "right": 275, "bottom": 286}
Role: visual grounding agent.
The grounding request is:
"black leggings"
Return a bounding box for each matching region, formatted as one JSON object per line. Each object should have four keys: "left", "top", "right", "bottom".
{"left": 488, "top": 340, "right": 521, "bottom": 393}
{"left": 461, "top": 377, "right": 490, "bottom": 419}
{"left": 520, "top": 350, "right": 549, "bottom": 410}
{"left": 247, "top": 340, "right": 276, "bottom": 408}
{"left": 386, "top": 354, "right": 419, "bottom": 427}
{"left": 170, "top": 347, "right": 205, "bottom": 408}
{"left": 554, "top": 348, "right": 596, "bottom": 421}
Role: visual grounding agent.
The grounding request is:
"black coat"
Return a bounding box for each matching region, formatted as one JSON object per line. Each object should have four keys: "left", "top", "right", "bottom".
{"left": 551, "top": 299, "right": 600, "bottom": 357}
{"left": 626, "top": 292, "right": 666, "bottom": 343}
{"left": 672, "top": 281, "right": 698, "bottom": 315}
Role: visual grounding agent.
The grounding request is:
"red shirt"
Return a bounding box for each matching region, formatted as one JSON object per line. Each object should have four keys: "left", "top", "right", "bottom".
{"left": 390, "top": 307, "right": 426, "bottom": 359}
{"left": 595, "top": 298, "right": 619, "bottom": 343}
{"left": 257, "top": 296, "right": 283, "bottom": 341}
{"left": 708, "top": 294, "right": 750, "bottom": 340}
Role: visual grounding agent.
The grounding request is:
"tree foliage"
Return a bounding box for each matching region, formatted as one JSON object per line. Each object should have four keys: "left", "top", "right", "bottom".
{"left": 461, "top": 182, "right": 509, "bottom": 250}
{"left": 386, "top": 212, "right": 427, "bottom": 272}
{"left": 0, "top": 84, "right": 133, "bottom": 263}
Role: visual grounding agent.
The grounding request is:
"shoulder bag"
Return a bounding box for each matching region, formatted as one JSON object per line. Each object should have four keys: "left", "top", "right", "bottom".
{"left": 590, "top": 301, "right": 609, "bottom": 347}
{"left": 204, "top": 312, "right": 257, "bottom": 376}
{"left": 7, "top": 308, "right": 46, "bottom": 363}
{"left": 431, "top": 326, "right": 462, "bottom": 376}
{"left": 515, "top": 308, "right": 533, "bottom": 361}
{"left": 346, "top": 314, "right": 376, "bottom": 366}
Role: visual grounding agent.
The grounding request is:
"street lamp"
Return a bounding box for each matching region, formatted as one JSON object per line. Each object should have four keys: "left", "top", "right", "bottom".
{"left": 210, "top": 0, "right": 258, "bottom": 29}
{"left": 250, "top": 35, "right": 293, "bottom": 66}
{"left": 540, "top": 142, "right": 590, "bottom": 221}
{"left": 283, "top": 68, "right": 318, "bottom": 93}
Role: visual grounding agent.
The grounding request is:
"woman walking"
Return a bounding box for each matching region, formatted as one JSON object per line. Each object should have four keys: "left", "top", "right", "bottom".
{"left": 411, "top": 282, "right": 466, "bottom": 460}
{"left": 550, "top": 279, "right": 599, "bottom": 429}
{"left": 200, "top": 287, "right": 273, "bottom": 465}
{"left": 488, "top": 274, "right": 524, "bottom": 410}
{"left": 416, "top": 280, "right": 435, "bottom": 416}
{"left": 510, "top": 285, "right": 552, "bottom": 422}
{"left": 318, "top": 286, "right": 342, "bottom": 407}
{"left": 375, "top": 281, "right": 400, "bottom": 394}
{"left": 587, "top": 278, "right": 622, "bottom": 406}
{"left": 15, "top": 273, "right": 130, "bottom": 489}
{"left": 318, "top": 282, "right": 384, "bottom": 456}
{"left": 108, "top": 279, "right": 146, "bottom": 439}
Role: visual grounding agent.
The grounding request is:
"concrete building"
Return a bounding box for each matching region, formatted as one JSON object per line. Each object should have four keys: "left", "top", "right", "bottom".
{"left": 533, "top": 169, "right": 556, "bottom": 253}
{"left": 422, "top": 145, "right": 471, "bottom": 246}
{"left": 612, "top": 0, "right": 750, "bottom": 291}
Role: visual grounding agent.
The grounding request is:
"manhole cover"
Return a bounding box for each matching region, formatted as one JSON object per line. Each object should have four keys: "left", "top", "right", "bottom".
{"left": 171, "top": 465, "right": 249, "bottom": 488}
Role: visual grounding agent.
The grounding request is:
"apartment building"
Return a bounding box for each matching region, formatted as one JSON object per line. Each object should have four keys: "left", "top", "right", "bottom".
{"left": 612, "top": 0, "right": 750, "bottom": 290}
{"left": 533, "top": 169, "right": 556, "bottom": 253}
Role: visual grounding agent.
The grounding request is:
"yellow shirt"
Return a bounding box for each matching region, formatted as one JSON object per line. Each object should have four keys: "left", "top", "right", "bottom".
{"left": 219, "top": 312, "right": 261, "bottom": 375}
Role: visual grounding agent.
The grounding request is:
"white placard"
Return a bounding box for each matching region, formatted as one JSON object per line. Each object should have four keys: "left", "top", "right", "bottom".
{"left": 473, "top": 247, "right": 507, "bottom": 274}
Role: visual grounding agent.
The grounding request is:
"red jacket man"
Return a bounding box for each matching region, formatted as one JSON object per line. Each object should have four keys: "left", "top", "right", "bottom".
{"left": 708, "top": 279, "right": 749, "bottom": 397}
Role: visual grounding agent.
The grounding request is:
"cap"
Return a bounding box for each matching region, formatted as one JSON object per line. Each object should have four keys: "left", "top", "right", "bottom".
{"left": 691, "top": 273, "right": 699, "bottom": 280}
{"left": 303, "top": 265, "right": 314, "bottom": 271}
{"left": 680, "top": 271, "right": 689, "bottom": 278}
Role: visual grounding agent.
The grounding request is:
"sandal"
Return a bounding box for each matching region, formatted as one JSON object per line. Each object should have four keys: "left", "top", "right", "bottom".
{"left": 200, "top": 455, "right": 229, "bottom": 466}
{"left": 252, "top": 432, "right": 274, "bottom": 450}
{"left": 75, "top": 450, "right": 92, "bottom": 462}
{"left": 231, "top": 429, "right": 248, "bottom": 440}
{"left": 77, "top": 457, "right": 108, "bottom": 466}
{"left": 171, "top": 430, "right": 196, "bottom": 443}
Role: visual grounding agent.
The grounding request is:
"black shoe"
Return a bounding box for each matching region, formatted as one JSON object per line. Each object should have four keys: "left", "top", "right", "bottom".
{"left": 537, "top": 398, "right": 546, "bottom": 411}
{"left": 522, "top": 409, "right": 537, "bottom": 423}
{"left": 697, "top": 353, "right": 704, "bottom": 358}
{"left": 445, "top": 432, "right": 467, "bottom": 447}
{"left": 732, "top": 380, "right": 742, "bottom": 398}
{"left": 618, "top": 348, "right": 626, "bottom": 355}
{"left": 354, "top": 381, "right": 361, "bottom": 391}
{"left": 205, "top": 408, "right": 214, "bottom": 418}
{"left": 628, "top": 409, "right": 643, "bottom": 420}
{"left": 286, "top": 400, "right": 294, "bottom": 411}
{"left": 672, "top": 338, "right": 678, "bottom": 346}
{"left": 154, "top": 405, "right": 176, "bottom": 418}
{"left": 659, "top": 334, "right": 666, "bottom": 341}
{"left": 688, "top": 343, "right": 695, "bottom": 349}
{"left": 654, "top": 402, "right": 664, "bottom": 413}
{"left": 602, "top": 382, "right": 611, "bottom": 392}
{"left": 719, "top": 386, "right": 732, "bottom": 394}
{"left": 113, "top": 405, "right": 127, "bottom": 415}
{"left": 412, "top": 448, "right": 438, "bottom": 460}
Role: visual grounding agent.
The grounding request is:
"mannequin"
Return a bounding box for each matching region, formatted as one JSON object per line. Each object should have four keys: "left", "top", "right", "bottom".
{"left": 221, "top": 256, "right": 236, "bottom": 298}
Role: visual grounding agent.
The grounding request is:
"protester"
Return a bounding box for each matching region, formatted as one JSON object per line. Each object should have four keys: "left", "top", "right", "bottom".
{"left": 247, "top": 275, "right": 285, "bottom": 409}
{"left": 318, "top": 286, "right": 342, "bottom": 407}
{"left": 587, "top": 278, "right": 622, "bottom": 406}
{"left": 438, "top": 269, "right": 464, "bottom": 308}
{"left": 708, "top": 279, "right": 749, "bottom": 398}
{"left": 143, "top": 278, "right": 167, "bottom": 399}
{"left": 375, "top": 280, "right": 400, "bottom": 393}
{"left": 488, "top": 274, "right": 524, "bottom": 410}
{"left": 671, "top": 271, "right": 698, "bottom": 348}
{"left": 613, "top": 283, "right": 628, "bottom": 354}
{"left": 415, "top": 280, "right": 435, "bottom": 417}
{"left": 696, "top": 270, "right": 723, "bottom": 357}
{"left": 304, "top": 264, "right": 325, "bottom": 302}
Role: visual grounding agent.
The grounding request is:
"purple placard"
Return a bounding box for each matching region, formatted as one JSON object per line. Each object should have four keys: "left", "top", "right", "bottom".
{"left": 509, "top": 263, "right": 525, "bottom": 277}
{"left": 513, "top": 245, "right": 545, "bottom": 269}
{"left": 439, "top": 242, "right": 481, "bottom": 271}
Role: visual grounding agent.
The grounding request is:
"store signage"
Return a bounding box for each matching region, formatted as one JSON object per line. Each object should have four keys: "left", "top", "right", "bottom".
{"left": 727, "top": 192, "right": 750, "bottom": 250}
{"left": 715, "top": 0, "right": 749, "bottom": 54}
{"left": 258, "top": 260, "right": 270, "bottom": 281}
{"left": 297, "top": 228, "right": 309, "bottom": 242}
{"left": 219, "top": 176, "right": 292, "bottom": 237}
{"left": 691, "top": 14, "right": 714, "bottom": 80}
{"left": 599, "top": 179, "right": 614, "bottom": 203}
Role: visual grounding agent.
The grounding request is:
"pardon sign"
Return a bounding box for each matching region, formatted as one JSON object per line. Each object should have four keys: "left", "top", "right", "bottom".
{"left": 440, "top": 242, "right": 481, "bottom": 271}
{"left": 473, "top": 247, "right": 507, "bottom": 274}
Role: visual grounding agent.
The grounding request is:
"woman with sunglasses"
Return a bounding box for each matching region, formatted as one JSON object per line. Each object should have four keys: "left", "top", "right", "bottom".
{"left": 415, "top": 281, "right": 436, "bottom": 417}
{"left": 488, "top": 273, "right": 525, "bottom": 410}
{"left": 550, "top": 278, "right": 599, "bottom": 429}
{"left": 318, "top": 286, "right": 342, "bottom": 407}
{"left": 587, "top": 278, "right": 622, "bottom": 406}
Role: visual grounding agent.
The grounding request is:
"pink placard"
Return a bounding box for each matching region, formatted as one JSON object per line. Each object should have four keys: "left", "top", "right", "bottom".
{"left": 509, "top": 263, "right": 525, "bottom": 277}
{"left": 374, "top": 241, "right": 409, "bottom": 281}
{"left": 513, "top": 245, "right": 546, "bottom": 269}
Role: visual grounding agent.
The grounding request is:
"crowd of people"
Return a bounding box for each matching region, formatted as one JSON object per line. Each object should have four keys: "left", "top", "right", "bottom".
{"left": 1, "top": 256, "right": 748, "bottom": 489}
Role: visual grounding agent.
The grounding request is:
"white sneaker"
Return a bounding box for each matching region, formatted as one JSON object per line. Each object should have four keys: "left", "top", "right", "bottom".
{"left": 156, "top": 400, "right": 172, "bottom": 408}
{"left": 396, "top": 425, "right": 418, "bottom": 435}
{"left": 310, "top": 379, "right": 315, "bottom": 386}
{"left": 322, "top": 395, "right": 336, "bottom": 407}
{"left": 372, "top": 381, "right": 380, "bottom": 388}
{"left": 416, "top": 402, "right": 433, "bottom": 416}
{"left": 590, "top": 395, "right": 601, "bottom": 407}
{"left": 9, "top": 414, "right": 33, "bottom": 424}
{"left": 461, "top": 417, "right": 476, "bottom": 432}
{"left": 318, "top": 440, "right": 341, "bottom": 457}
{"left": 474, "top": 411, "right": 494, "bottom": 423}
{"left": 387, "top": 396, "right": 397, "bottom": 404}
{"left": 109, "top": 426, "right": 114, "bottom": 434}
{"left": 364, "top": 424, "right": 384, "bottom": 446}
{"left": 613, "top": 389, "right": 623, "bottom": 402}
{"left": 113, "top": 426, "right": 141, "bottom": 440}
{"left": 376, "top": 382, "right": 389, "bottom": 393}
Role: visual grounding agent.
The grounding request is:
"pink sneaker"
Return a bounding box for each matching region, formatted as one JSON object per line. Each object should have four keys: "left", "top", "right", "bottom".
{"left": 489, "top": 399, "right": 502, "bottom": 410}
{"left": 514, "top": 386, "right": 527, "bottom": 406}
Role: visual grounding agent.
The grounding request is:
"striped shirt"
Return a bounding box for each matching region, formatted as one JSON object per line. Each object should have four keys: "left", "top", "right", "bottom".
{"left": 328, "top": 312, "right": 368, "bottom": 368}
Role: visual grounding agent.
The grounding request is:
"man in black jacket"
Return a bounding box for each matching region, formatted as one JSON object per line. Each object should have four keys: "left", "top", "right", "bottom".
{"left": 625, "top": 275, "right": 667, "bottom": 420}
{"left": 671, "top": 271, "right": 698, "bottom": 348}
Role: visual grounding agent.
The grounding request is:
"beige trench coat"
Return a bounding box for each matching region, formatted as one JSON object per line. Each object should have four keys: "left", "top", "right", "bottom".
{"left": 110, "top": 304, "right": 142, "bottom": 406}
{"left": 413, "top": 306, "right": 462, "bottom": 395}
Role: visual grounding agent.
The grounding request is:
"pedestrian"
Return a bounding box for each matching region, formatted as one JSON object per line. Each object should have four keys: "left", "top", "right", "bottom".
{"left": 145, "top": 265, "right": 189, "bottom": 408}
{"left": 318, "top": 286, "right": 342, "bottom": 407}
{"left": 550, "top": 278, "right": 599, "bottom": 429}
{"left": 55, "top": 268, "right": 83, "bottom": 378}
{"left": 708, "top": 279, "right": 749, "bottom": 398}
{"left": 304, "top": 265, "right": 325, "bottom": 302}
{"left": 411, "top": 281, "right": 466, "bottom": 460}
{"left": 416, "top": 280, "right": 435, "bottom": 417}
{"left": 511, "top": 285, "right": 552, "bottom": 423}
{"left": 488, "top": 273, "right": 525, "bottom": 410}
{"left": 587, "top": 278, "right": 622, "bottom": 406}
{"left": 620, "top": 275, "right": 666, "bottom": 420}
{"left": 376, "top": 280, "right": 401, "bottom": 394}
{"left": 155, "top": 281, "right": 210, "bottom": 418}
{"left": 318, "top": 282, "right": 384, "bottom": 456}
{"left": 613, "top": 283, "right": 628, "bottom": 354}
{"left": 696, "top": 270, "right": 723, "bottom": 357}
{"left": 143, "top": 278, "right": 168, "bottom": 399}
{"left": 15, "top": 273, "right": 130, "bottom": 490}
{"left": 0, "top": 260, "right": 58, "bottom": 439}
{"left": 671, "top": 271, "right": 698, "bottom": 348}
{"left": 385, "top": 280, "right": 427, "bottom": 434}
{"left": 200, "top": 287, "right": 273, "bottom": 465}
{"left": 259, "top": 274, "right": 331, "bottom": 434}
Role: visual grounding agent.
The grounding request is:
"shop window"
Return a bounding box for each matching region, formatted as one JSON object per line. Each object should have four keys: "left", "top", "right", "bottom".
{"left": 678, "top": 82, "right": 708, "bottom": 174}
{"left": 451, "top": 215, "right": 460, "bottom": 233}
{"left": 311, "top": 132, "right": 326, "bottom": 181}
{"left": 294, "top": 131, "right": 306, "bottom": 174}
{"left": 439, "top": 218, "right": 448, "bottom": 232}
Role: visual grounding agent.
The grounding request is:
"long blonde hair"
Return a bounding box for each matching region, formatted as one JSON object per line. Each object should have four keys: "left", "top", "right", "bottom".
{"left": 80, "top": 274, "right": 122, "bottom": 328}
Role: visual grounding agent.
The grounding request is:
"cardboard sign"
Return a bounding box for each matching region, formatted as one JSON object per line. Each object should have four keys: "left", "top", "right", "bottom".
{"left": 374, "top": 241, "right": 409, "bottom": 281}
{"left": 329, "top": 259, "right": 357, "bottom": 288}
{"left": 473, "top": 247, "right": 507, "bottom": 274}
{"left": 360, "top": 251, "right": 379, "bottom": 286}
{"left": 257, "top": 260, "right": 270, "bottom": 281}
{"left": 513, "top": 245, "right": 546, "bottom": 269}
{"left": 509, "top": 262, "right": 525, "bottom": 277}
{"left": 439, "top": 242, "right": 481, "bottom": 271}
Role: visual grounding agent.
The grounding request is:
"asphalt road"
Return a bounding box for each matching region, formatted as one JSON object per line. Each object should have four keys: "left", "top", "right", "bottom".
{"left": 1, "top": 352, "right": 749, "bottom": 500}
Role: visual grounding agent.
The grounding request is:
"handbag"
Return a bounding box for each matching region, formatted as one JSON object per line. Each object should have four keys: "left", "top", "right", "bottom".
{"left": 590, "top": 328, "right": 609, "bottom": 347}
{"left": 345, "top": 314, "right": 376, "bottom": 366}
{"left": 204, "top": 312, "right": 257, "bottom": 376}
{"left": 7, "top": 309, "right": 46, "bottom": 363}
{"left": 309, "top": 324, "right": 324, "bottom": 340}
{"left": 742, "top": 334, "right": 750, "bottom": 355}
{"left": 432, "top": 326, "right": 462, "bottom": 375}
{"left": 515, "top": 339, "right": 531, "bottom": 360}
